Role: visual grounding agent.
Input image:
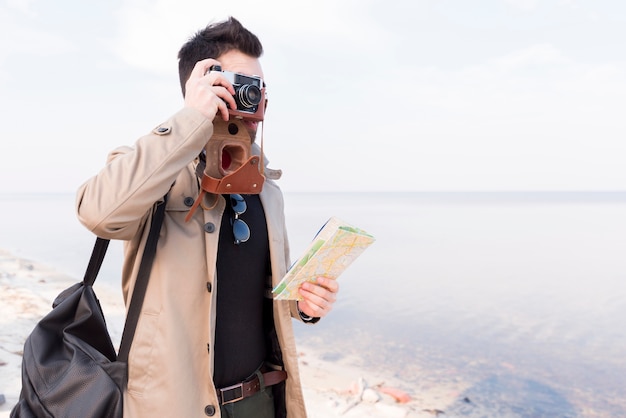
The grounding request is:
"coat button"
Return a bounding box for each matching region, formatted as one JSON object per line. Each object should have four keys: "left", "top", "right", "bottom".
{"left": 206, "top": 282, "right": 212, "bottom": 292}
{"left": 154, "top": 126, "right": 171, "bottom": 135}
{"left": 203, "top": 222, "right": 215, "bottom": 233}
{"left": 205, "top": 405, "right": 216, "bottom": 416}
{"left": 184, "top": 196, "right": 195, "bottom": 207}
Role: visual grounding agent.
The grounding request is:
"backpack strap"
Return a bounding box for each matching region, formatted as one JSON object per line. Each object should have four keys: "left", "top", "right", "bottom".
{"left": 118, "top": 196, "right": 167, "bottom": 362}
{"left": 80, "top": 195, "right": 167, "bottom": 363}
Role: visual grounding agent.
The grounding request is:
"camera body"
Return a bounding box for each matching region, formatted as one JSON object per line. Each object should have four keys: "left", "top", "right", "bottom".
{"left": 210, "top": 65, "right": 266, "bottom": 121}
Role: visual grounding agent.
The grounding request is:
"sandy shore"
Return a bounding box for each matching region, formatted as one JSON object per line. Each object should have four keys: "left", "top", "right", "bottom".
{"left": 0, "top": 249, "right": 457, "bottom": 418}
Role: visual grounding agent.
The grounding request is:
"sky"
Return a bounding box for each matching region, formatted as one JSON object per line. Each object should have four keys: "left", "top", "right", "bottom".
{"left": 1, "top": 0, "right": 625, "bottom": 193}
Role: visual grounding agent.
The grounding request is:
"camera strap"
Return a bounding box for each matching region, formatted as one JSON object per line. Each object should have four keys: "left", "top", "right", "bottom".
{"left": 259, "top": 121, "right": 265, "bottom": 177}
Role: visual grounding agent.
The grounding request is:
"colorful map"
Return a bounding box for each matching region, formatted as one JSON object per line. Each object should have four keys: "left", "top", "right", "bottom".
{"left": 272, "top": 217, "right": 376, "bottom": 300}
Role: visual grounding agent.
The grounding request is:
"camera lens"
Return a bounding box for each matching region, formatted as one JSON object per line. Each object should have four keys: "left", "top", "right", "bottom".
{"left": 236, "top": 84, "right": 262, "bottom": 109}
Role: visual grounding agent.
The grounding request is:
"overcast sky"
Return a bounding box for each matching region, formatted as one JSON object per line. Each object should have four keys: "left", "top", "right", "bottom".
{"left": 1, "top": 0, "right": 625, "bottom": 193}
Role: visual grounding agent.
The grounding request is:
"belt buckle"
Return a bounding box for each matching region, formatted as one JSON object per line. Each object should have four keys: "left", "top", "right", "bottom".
{"left": 219, "top": 382, "right": 245, "bottom": 405}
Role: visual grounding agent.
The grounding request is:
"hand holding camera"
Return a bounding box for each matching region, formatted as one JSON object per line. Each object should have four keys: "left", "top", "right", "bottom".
{"left": 184, "top": 58, "right": 237, "bottom": 122}
{"left": 208, "top": 65, "right": 266, "bottom": 122}
{"left": 184, "top": 59, "right": 266, "bottom": 123}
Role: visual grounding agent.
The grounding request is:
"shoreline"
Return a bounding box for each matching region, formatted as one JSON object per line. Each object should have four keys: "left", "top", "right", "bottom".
{"left": 0, "top": 249, "right": 446, "bottom": 418}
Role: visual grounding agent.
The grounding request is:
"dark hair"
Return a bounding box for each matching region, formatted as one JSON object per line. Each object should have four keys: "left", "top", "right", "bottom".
{"left": 177, "top": 17, "right": 263, "bottom": 96}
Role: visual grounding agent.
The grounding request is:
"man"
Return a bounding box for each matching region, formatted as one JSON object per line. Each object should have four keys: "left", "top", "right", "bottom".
{"left": 76, "top": 17, "right": 338, "bottom": 418}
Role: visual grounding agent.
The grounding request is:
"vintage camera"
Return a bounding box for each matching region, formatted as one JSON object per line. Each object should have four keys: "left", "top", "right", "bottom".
{"left": 209, "top": 65, "right": 265, "bottom": 121}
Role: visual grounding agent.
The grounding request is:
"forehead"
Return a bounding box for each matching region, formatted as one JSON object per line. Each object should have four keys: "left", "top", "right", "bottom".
{"left": 217, "top": 49, "right": 264, "bottom": 79}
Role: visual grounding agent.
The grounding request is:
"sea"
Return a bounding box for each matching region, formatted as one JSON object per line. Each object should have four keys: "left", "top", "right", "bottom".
{"left": 1, "top": 191, "right": 625, "bottom": 417}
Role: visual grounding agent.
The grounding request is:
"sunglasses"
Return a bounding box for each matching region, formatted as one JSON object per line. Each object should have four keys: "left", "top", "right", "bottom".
{"left": 229, "top": 194, "right": 250, "bottom": 245}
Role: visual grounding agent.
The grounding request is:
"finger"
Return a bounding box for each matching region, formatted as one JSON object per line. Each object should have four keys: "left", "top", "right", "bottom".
{"left": 190, "top": 58, "right": 221, "bottom": 81}
{"left": 299, "top": 295, "right": 328, "bottom": 317}
{"left": 213, "top": 84, "right": 238, "bottom": 111}
{"left": 316, "top": 277, "right": 339, "bottom": 294}
{"left": 199, "top": 71, "right": 237, "bottom": 120}
{"left": 205, "top": 85, "right": 236, "bottom": 121}
{"left": 216, "top": 97, "right": 230, "bottom": 121}
{"left": 299, "top": 283, "right": 336, "bottom": 310}
{"left": 203, "top": 72, "right": 236, "bottom": 95}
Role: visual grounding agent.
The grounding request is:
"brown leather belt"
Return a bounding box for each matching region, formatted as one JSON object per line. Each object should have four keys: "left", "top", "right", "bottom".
{"left": 217, "top": 369, "right": 288, "bottom": 405}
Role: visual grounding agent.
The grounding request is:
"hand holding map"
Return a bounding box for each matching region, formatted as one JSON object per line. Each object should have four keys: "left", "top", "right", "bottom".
{"left": 272, "top": 217, "right": 375, "bottom": 300}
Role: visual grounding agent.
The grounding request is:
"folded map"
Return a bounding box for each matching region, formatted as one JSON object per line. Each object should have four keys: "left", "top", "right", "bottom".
{"left": 272, "top": 216, "right": 376, "bottom": 300}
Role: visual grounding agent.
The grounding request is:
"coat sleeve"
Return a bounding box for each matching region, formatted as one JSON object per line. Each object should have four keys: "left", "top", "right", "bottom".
{"left": 76, "top": 108, "right": 214, "bottom": 240}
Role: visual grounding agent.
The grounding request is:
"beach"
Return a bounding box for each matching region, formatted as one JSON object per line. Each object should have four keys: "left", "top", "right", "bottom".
{"left": 0, "top": 249, "right": 441, "bottom": 418}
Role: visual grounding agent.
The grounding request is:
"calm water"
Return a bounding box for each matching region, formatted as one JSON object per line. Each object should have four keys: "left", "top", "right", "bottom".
{"left": 2, "top": 192, "right": 625, "bottom": 417}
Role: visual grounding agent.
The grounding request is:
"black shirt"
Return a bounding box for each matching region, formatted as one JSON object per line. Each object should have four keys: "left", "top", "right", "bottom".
{"left": 213, "top": 194, "right": 270, "bottom": 388}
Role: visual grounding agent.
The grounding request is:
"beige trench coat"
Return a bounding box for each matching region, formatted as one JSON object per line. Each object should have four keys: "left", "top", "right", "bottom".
{"left": 76, "top": 108, "right": 308, "bottom": 417}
